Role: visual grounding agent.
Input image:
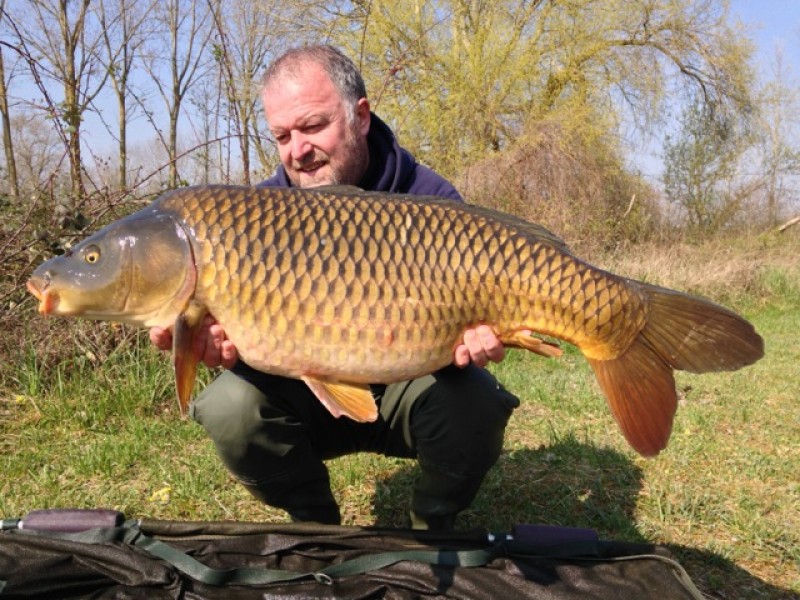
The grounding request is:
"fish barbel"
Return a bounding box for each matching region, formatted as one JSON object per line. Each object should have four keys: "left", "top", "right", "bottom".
{"left": 26, "top": 185, "right": 764, "bottom": 456}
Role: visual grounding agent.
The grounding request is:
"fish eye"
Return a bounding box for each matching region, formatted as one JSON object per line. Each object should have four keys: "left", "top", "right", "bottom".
{"left": 84, "top": 245, "right": 101, "bottom": 264}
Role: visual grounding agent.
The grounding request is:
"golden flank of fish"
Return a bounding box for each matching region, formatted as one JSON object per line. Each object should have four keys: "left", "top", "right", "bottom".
{"left": 26, "top": 185, "right": 764, "bottom": 456}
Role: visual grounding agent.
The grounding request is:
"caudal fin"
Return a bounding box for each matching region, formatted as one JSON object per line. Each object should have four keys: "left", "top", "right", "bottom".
{"left": 586, "top": 283, "right": 764, "bottom": 457}
{"left": 637, "top": 284, "right": 764, "bottom": 373}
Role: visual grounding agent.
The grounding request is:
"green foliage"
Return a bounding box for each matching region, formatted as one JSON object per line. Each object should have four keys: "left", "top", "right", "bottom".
{"left": 662, "top": 96, "right": 751, "bottom": 231}
{"left": 322, "top": 0, "right": 753, "bottom": 180}
{"left": 302, "top": 0, "right": 757, "bottom": 243}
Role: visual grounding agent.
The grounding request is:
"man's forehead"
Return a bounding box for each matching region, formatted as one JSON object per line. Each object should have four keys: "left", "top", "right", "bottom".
{"left": 265, "top": 63, "right": 337, "bottom": 102}
{"left": 264, "top": 69, "right": 342, "bottom": 127}
{"left": 266, "top": 103, "right": 337, "bottom": 133}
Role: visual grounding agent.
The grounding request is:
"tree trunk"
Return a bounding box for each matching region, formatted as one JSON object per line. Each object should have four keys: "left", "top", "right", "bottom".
{"left": 0, "top": 46, "right": 18, "bottom": 199}
{"left": 60, "top": 0, "right": 90, "bottom": 203}
{"left": 778, "top": 215, "right": 800, "bottom": 233}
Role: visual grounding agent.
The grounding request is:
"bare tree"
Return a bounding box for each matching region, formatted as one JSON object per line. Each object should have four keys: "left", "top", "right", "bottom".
{"left": 143, "top": 0, "right": 213, "bottom": 188}
{"left": 206, "top": 0, "right": 290, "bottom": 183}
{"left": 10, "top": 110, "right": 64, "bottom": 196}
{"left": 0, "top": 36, "right": 18, "bottom": 198}
{"left": 97, "top": 0, "right": 154, "bottom": 190}
{"left": 6, "top": 0, "right": 110, "bottom": 208}
{"left": 750, "top": 49, "right": 800, "bottom": 226}
{"left": 188, "top": 77, "right": 222, "bottom": 184}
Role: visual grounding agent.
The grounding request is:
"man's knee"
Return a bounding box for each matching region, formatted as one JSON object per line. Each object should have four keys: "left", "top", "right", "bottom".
{"left": 190, "top": 370, "right": 271, "bottom": 457}
{"left": 411, "top": 365, "right": 519, "bottom": 476}
{"left": 191, "top": 371, "right": 340, "bottom": 523}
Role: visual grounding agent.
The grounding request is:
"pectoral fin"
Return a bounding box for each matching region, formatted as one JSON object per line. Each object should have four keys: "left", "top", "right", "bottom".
{"left": 499, "top": 330, "right": 563, "bottom": 358}
{"left": 172, "top": 302, "right": 207, "bottom": 417}
{"left": 302, "top": 376, "right": 379, "bottom": 423}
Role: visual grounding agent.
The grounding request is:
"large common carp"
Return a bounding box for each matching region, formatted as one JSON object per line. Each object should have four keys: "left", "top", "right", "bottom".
{"left": 27, "top": 185, "right": 763, "bottom": 456}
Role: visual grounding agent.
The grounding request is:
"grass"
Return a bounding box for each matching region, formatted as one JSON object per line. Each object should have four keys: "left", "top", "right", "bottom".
{"left": 1, "top": 237, "right": 798, "bottom": 598}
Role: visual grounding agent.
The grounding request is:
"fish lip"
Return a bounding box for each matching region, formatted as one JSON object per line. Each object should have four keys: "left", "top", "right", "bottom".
{"left": 26, "top": 279, "right": 43, "bottom": 301}
{"left": 26, "top": 278, "right": 57, "bottom": 314}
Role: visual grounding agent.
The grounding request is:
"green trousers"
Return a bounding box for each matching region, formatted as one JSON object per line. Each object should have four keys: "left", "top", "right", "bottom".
{"left": 190, "top": 362, "right": 519, "bottom": 530}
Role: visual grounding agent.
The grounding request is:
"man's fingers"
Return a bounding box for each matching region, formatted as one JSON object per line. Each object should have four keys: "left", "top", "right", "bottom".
{"left": 476, "top": 325, "right": 505, "bottom": 363}
{"left": 219, "top": 340, "right": 239, "bottom": 370}
{"left": 463, "top": 328, "right": 489, "bottom": 368}
{"left": 454, "top": 326, "right": 507, "bottom": 369}
{"left": 197, "top": 322, "right": 221, "bottom": 367}
{"left": 453, "top": 344, "right": 471, "bottom": 368}
{"left": 149, "top": 326, "right": 172, "bottom": 351}
{"left": 199, "top": 323, "right": 238, "bottom": 369}
{"left": 150, "top": 318, "right": 237, "bottom": 369}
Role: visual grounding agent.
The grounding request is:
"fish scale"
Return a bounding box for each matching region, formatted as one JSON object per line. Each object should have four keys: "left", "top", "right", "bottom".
{"left": 27, "top": 184, "right": 763, "bottom": 456}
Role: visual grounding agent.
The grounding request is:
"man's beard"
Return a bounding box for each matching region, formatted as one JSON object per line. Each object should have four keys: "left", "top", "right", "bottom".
{"left": 290, "top": 124, "right": 368, "bottom": 188}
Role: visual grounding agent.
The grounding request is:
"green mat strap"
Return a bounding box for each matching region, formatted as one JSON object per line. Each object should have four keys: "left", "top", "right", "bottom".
{"left": 130, "top": 527, "right": 512, "bottom": 585}
{"left": 126, "top": 526, "right": 504, "bottom": 585}
{"left": 6, "top": 525, "right": 506, "bottom": 586}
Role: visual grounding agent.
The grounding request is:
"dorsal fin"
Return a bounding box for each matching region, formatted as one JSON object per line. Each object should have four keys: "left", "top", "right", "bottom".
{"left": 309, "top": 184, "right": 366, "bottom": 194}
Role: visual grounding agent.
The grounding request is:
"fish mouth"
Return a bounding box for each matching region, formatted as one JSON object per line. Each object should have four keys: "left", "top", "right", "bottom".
{"left": 26, "top": 278, "right": 58, "bottom": 315}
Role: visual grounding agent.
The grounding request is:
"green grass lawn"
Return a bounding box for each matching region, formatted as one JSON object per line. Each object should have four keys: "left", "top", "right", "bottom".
{"left": 2, "top": 293, "right": 798, "bottom": 598}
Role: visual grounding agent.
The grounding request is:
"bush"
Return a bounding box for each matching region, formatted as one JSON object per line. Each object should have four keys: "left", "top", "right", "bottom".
{"left": 0, "top": 188, "right": 153, "bottom": 391}
{"left": 455, "top": 119, "right": 662, "bottom": 252}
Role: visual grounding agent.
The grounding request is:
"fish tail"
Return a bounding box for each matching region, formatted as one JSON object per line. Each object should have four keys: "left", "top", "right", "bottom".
{"left": 586, "top": 283, "right": 764, "bottom": 457}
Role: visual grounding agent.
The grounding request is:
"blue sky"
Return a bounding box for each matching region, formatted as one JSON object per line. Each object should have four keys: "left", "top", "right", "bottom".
{"left": 730, "top": 1, "right": 800, "bottom": 66}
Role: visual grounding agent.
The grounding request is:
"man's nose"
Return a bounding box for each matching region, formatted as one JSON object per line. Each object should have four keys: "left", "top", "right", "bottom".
{"left": 290, "top": 132, "right": 312, "bottom": 160}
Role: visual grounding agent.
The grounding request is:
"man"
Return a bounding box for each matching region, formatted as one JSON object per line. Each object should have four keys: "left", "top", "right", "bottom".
{"left": 150, "top": 45, "right": 520, "bottom": 531}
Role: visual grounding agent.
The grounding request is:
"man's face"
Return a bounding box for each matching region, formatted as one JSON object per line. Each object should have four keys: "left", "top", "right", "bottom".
{"left": 263, "top": 64, "right": 370, "bottom": 188}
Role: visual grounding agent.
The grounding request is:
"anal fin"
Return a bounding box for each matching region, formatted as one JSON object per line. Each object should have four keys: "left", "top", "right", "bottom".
{"left": 586, "top": 338, "right": 677, "bottom": 457}
{"left": 302, "top": 376, "right": 379, "bottom": 423}
{"left": 498, "top": 330, "right": 563, "bottom": 358}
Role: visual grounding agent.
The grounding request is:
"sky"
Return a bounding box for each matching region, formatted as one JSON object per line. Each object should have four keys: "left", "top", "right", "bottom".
{"left": 730, "top": 1, "right": 800, "bottom": 65}
{"left": 631, "top": 2, "right": 800, "bottom": 181}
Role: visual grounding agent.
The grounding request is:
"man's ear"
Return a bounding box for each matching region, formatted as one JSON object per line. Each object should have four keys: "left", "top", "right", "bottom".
{"left": 356, "top": 98, "right": 371, "bottom": 136}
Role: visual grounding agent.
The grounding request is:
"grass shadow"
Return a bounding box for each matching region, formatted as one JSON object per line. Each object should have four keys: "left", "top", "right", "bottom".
{"left": 373, "top": 437, "right": 796, "bottom": 600}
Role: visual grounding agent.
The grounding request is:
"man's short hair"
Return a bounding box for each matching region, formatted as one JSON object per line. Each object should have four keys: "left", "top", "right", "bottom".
{"left": 262, "top": 45, "right": 367, "bottom": 122}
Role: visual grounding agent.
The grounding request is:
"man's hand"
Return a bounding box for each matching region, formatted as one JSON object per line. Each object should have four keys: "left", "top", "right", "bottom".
{"left": 453, "top": 325, "right": 505, "bottom": 368}
{"left": 149, "top": 315, "right": 238, "bottom": 370}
